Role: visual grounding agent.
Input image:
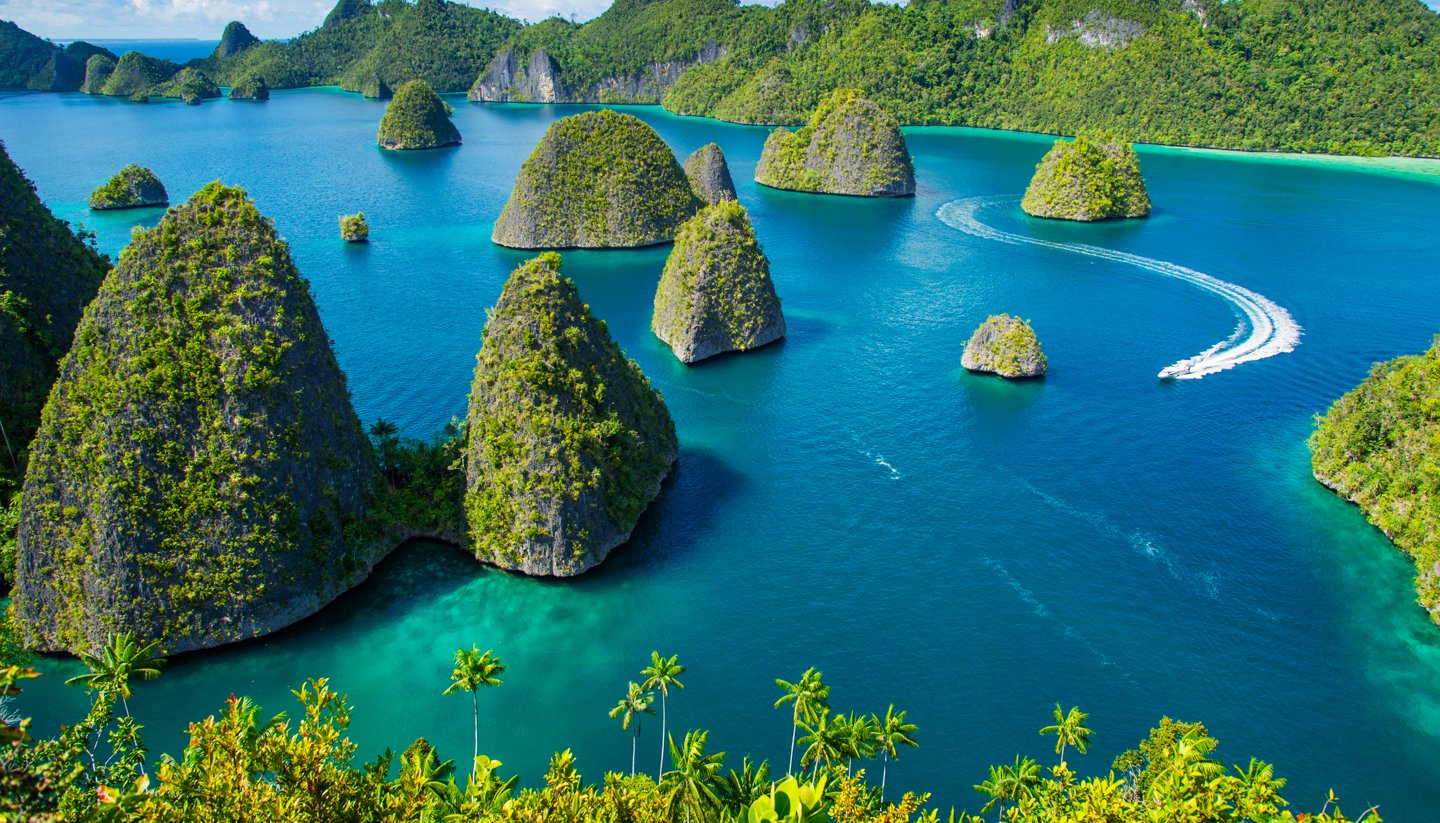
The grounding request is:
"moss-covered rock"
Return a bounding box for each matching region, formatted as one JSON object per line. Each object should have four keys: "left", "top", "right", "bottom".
{"left": 98, "top": 52, "right": 179, "bottom": 97}
{"left": 0, "top": 142, "right": 109, "bottom": 494}
{"left": 14, "top": 183, "right": 377, "bottom": 654}
{"left": 652, "top": 201, "right": 784, "bottom": 364}
{"left": 214, "top": 21, "right": 260, "bottom": 59}
{"left": 362, "top": 75, "right": 392, "bottom": 99}
{"left": 340, "top": 212, "right": 369, "bottom": 242}
{"left": 464, "top": 253, "right": 677, "bottom": 576}
{"left": 88, "top": 165, "right": 168, "bottom": 210}
{"left": 962, "top": 314, "right": 1047, "bottom": 379}
{"left": 683, "top": 143, "right": 737, "bottom": 205}
{"left": 80, "top": 53, "right": 115, "bottom": 94}
{"left": 229, "top": 74, "right": 269, "bottom": 100}
{"left": 377, "top": 79, "right": 460, "bottom": 149}
{"left": 1309, "top": 339, "right": 1440, "bottom": 624}
{"left": 492, "top": 110, "right": 701, "bottom": 249}
{"left": 1022, "top": 134, "right": 1151, "bottom": 221}
{"left": 754, "top": 88, "right": 915, "bottom": 198}
{"left": 152, "top": 67, "right": 221, "bottom": 104}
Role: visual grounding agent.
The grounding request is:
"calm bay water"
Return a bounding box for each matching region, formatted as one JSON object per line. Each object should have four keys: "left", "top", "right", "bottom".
{"left": 3, "top": 87, "right": 1440, "bottom": 818}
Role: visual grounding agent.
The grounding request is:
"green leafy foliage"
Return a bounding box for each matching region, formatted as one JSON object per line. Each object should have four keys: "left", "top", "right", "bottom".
{"left": 377, "top": 79, "right": 461, "bottom": 149}
{"left": 754, "top": 88, "right": 915, "bottom": 197}
{"left": 1021, "top": 134, "right": 1150, "bottom": 221}
{"left": 228, "top": 74, "right": 269, "bottom": 100}
{"left": 150, "top": 67, "right": 222, "bottom": 104}
{"left": 340, "top": 212, "right": 370, "bottom": 241}
{"left": 464, "top": 254, "right": 677, "bottom": 575}
{"left": 98, "top": 51, "right": 180, "bottom": 97}
{"left": 88, "top": 165, "right": 169, "bottom": 210}
{"left": 962, "top": 314, "right": 1047, "bottom": 379}
{"left": 1310, "top": 337, "right": 1440, "bottom": 624}
{"left": 14, "top": 182, "right": 376, "bottom": 655}
{"left": 492, "top": 109, "right": 701, "bottom": 249}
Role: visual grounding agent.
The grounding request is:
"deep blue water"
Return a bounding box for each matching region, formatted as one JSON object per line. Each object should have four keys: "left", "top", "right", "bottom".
{"left": 58, "top": 39, "right": 219, "bottom": 63}
{"left": 3, "top": 88, "right": 1440, "bottom": 819}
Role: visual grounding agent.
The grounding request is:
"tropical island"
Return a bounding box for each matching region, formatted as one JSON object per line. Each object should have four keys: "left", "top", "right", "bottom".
{"left": 754, "top": 89, "right": 915, "bottom": 198}
{"left": 88, "top": 165, "right": 168, "bottom": 210}
{"left": 1021, "top": 134, "right": 1150, "bottom": 221}
{"left": 377, "top": 79, "right": 461, "bottom": 149}
{"left": 961, "top": 315, "right": 1048, "bottom": 379}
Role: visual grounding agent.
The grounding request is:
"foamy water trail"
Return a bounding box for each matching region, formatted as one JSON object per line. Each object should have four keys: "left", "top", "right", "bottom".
{"left": 936, "top": 196, "right": 1302, "bottom": 379}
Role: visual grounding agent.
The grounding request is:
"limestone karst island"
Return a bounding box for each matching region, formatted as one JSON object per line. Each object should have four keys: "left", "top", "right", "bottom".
{"left": 4, "top": 0, "right": 1440, "bottom": 819}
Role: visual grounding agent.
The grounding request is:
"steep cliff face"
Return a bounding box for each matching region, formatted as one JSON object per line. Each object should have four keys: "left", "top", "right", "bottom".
{"left": 215, "top": 21, "right": 260, "bottom": 58}
{"left": 962, "top": 314, "right": 1047, "bottom": 379}
{"left": 362, "top": 76, "right": 392, "bottom": 99}
{"left": 754, "top": 88, "right": 915, "bottom": 197}
{"left": 587, "top": 40, "right": 723, "bottom": 104}
{"left": 0, "top": 143, "right": 109, "bottom": 492}
{"left": 492, "top": 109, "right": 701, "bottom": 249}
{"left": 652, "top": 201, "right": 785, "bottom": 364}
{"left": 1021, "top": 134, "right": 1150, "bottom": 221}
{"left": 464, "top": 254, "right": 676, "bottom": 576}
{"left": 80, "top": 54, "right": 115, "bottom": 94}
{"left": 683, "top": 143, "right": 737, "bottom": 205}
{"left": 89, "top": 165, "right": 168, "bottom": 210}
{"left": 469, "top": 47, "right": 562, "bottom": 102}
{"left": 14, "top": 183, "right": 377, "bottom": 655}
{"left": 377, "top": 79, "right": 461, "bottom": 149}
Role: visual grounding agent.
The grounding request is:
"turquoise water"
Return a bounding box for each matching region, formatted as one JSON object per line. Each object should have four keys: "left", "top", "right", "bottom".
{"left": 4, "top": 88, "right": 1440, "bottom": 819}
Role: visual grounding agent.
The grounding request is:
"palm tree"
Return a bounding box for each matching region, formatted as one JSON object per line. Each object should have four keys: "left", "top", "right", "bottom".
{"left": 973, "top": 755, "right": 1039, "bottom": 822}
{"left": 442, "top": 646, "right": 505, "bottom": 765}
{"left": 721, "top": 757, "right": 772, "bottom": 809}
{"left": 64, "top": 632, "right": 166, "bottom": 717}
{"left": 1038, "top": 704, "right": 1093, "bottom": 766}
{"left": 663, "top": 729, "right": 726, "bottom": 823}
{"left": 368, "top": 418, "right": 400, "bottom": 486}
{"left": 837, "top": 712, "right": 876, "bottom": 775}
{"left": 1232, "top": 757, "right": 1287, "bottom": 819}
{"left": 640, "top": 651, "right": 685, "bottom": 781}
{"left": 873, "top": 705, "right": 918, "bottom": 798}
{"left": 609, "top": 681, "right": 655, "bottom": 776}
{"left": 797, "top": 711, "right": 846, "bottom": 777}
{"left": 774, "top": 667, "right": 829, "bottom": 775}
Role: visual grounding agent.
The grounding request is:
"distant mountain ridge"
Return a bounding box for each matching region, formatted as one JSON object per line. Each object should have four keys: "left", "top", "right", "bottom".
{"left": 4, "top": 0, "right": 1440, "bottom": 157}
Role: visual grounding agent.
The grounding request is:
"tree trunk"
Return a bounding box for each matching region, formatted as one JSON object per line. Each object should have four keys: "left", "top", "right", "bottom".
{"left": 881, "top": 751, "right": 889, "bottom": 798}
{"left": 658, "top": 692, "right": 668, "bottom": 781}
{"left": 631, "top": 732, "right": 638, "bottom": 776}
{"left": 788, "top": 706, "right": 798, "bottom": 775}
{"left": 472, "top": 690, "right": 480, "bottom": 765}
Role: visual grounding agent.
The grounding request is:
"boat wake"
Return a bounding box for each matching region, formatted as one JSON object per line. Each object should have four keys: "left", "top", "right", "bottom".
{"left": 936, "top": 196, "right": 1301, "bottom": 379}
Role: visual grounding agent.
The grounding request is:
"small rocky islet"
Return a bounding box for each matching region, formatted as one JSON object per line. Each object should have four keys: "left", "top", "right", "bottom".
{"left": 229, "top": 74, "right": 269, "bottom": 100}
{"left": 1022, "top": 134, "right": 1151, "bottom": 221}
{"left": 755, "top": 88, "right": 915, "bottom": 198}
{"left": 683, "top": 142, "right": 737, "bottom": 205}
{"left": 340, "top": 212, "right": 370, "bottom": 242}
{"left": 962, "top": 314, "right": 1048, "bottom": 379}
{"left": 88, "top": 164, "right": 168, "bottom": 210}
{"left": 464, "top": 253, "right": 678, "bottom": 576}
{"left": 491, "top": 109, "right": 702, "bottom": 249}
{"left": 376, "top": 79, "right": 461, "bottom": 150}
{"left": 653, "top": 200, "right": 785, "bottom": 364}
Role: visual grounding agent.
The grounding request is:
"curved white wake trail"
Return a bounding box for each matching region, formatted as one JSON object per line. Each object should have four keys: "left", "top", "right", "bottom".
{"left": 936, "top": 196, "right": 1301, "bottom": 379}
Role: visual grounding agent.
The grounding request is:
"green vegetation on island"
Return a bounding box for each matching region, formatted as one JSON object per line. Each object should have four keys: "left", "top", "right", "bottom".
{"left": 97, "top": 51, "right": 180, "bottom": 98}
{"left": 340, "top": 212, "right": 370, "bottom": 241}
{"left": 492, "top": 109, "right": 702, "bottom": 249}
{"left": 1022, "top": 134, "right": 1150, "bottom": 221}
{"left": 0, "top": 638, "right": 1381, "bottom": 822}
{"left": 464, "top": 253, "right": 677, "bottom": 576}
{"left": 228, "top": 73, "right": 269, "bottom": 100}
{"left": 755, "top": 89, "right": 915, "bottom": 197}
{"left": 152, "top": 67, "right": 222, "bottom": 104}
{"left": 377, "top": 79, "right": 461, "bottom": 149}
{"left": 1309, "top": 337, "right": 1440, "bottom": 625}
{"left": 0, "top": 143, "right": 109, "bottom": 587}
{"left": 79, "top": 53, "right": 115, "bottom": 93}
{"left": 13, "top": 183, "right": 378, "bottom": 655}
{"left": 363, "top": 75, "right": 391, "bottom": 99}
{"left": 214, "top": 20, "right": 260, "bottom": 59}
{"left": 962, "top": 314, "right": 1048, "bottom": 379}
{"left": 683, "top": 142, "right": 737, "bottom": 205}
{"left": 88, "top": 165, "right": 168, "bottom": 210}
{"left": 0, "top": 21, "right": 114, "bottom": 91}
{"left": 653, "top": 200, "right": 785, "bottom": 364}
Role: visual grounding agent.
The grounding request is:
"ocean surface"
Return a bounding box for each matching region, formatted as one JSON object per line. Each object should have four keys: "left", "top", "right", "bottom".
{"left": 56, "top": 39, "right": 219, "bottom": 63}
{"left": 3, "top": 87, "right": 1440, "bottom": 819}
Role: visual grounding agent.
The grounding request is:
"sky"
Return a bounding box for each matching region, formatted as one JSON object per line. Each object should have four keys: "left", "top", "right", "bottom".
{"left": 1, "top": 0, "right": 1437, "bottom": 41}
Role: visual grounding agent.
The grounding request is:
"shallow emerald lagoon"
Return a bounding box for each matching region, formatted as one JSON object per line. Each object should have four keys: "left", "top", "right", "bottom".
{"left": 4, "top": 87, "right": 1440, "bottom": 819}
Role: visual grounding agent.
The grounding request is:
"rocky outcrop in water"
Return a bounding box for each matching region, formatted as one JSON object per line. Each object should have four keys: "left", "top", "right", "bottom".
{"left": 754, "top": 88, "right": 915, "bottom": 197}
{"left": 377, "top": 79, "right": 461, "bottom": 149}
{"left": 95, "top": 52, "right": 179, "bottom": 97}
{"left": 0, "top": 142, "right": 109, "bottom": 492}
{"left": 152, "top": 67, "right": 222, "bottom": 104}
{"left": 230, "top": 74, "right": 269, "bottom": 100}
{"left": 14, "top": 183, "right": 377, "bottom": 655}
{"left": 492, "top": 110, "right": 701, "bottom": 249}
{"left": 215, "top": 21, "right": 260, "bottom": 58}
{"left": 683, "top": 143, "right": 737, "bottom": 205}
{"left": 89, "top": 165, "right": 168, "bottom": 210}
{"left": 1022, "top": 134, "right": 1150, "bottom": 221}
{"left": 464, "top": 253, "right": 676, "bottom": 576}
{"left": 469, "top": 47, "right": 561, "bottom": 102}
{"left": 652, "top": 201, "right": 784, "bottom": 364}
{"left": 962, "top": 314, "right": 1047, "bottom": 378}
{"left": 340, "top": 212, "right": 369, "bottom": 242}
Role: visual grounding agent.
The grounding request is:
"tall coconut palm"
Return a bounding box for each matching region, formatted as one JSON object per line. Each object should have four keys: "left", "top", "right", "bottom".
{"left": 1232, "top": 757, "right": 1287, "bottom": 819}
{"left": 837, "top": 712, "right": 876, "bottom": 775}
{"left": 609, "top": 681, "right": 655, "bottom": 776}
{"left": 873, "top": 705, "right": 918, "bottom": 798}
{"left": 640, "top": 651, "right": 685, "bottom": 781}
{"left": 797, "top": 711, "right": 846, "bottom": 777}
{"left": 973, "top": 755, "right": 1040, "bottom": 822}
{"left": 64, "top": 631, "right": 166, "bottom": 717}
{"left": 663, "top": 729, "right": 726, "bottom": 823}
{"left": 1038, "top": 704, "right": 1093, "bottom": 766}
{"left": 774, "top": 667, "right": 829, "bottom": 775}
{"left": 442, "top": 645, "right": 505, "bottom": 765}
